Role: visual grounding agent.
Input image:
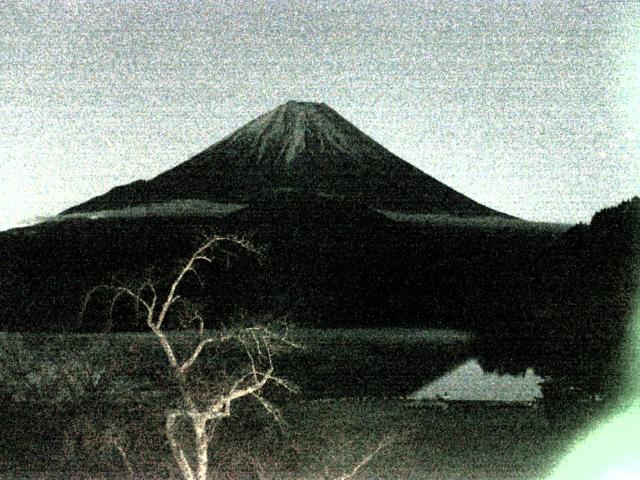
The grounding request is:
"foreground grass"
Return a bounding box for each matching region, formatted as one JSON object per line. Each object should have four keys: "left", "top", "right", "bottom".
{"left": 0, "top": 329, "right": 591, "bottom": 479}
{"left": 1, "top": 398, "right": 567, "bottom": 480}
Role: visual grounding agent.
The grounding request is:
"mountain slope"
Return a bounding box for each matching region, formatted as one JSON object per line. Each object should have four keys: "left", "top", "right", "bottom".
{"left": 63, "top": 101, "right": 510, "bottom": 217}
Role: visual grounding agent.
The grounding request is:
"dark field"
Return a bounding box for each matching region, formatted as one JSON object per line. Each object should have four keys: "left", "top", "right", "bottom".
{"left": 0, "top": 329, "right": 604, "bottom": 479}
{"left": 1, "top": 397, "right": 584, "bottom": 480}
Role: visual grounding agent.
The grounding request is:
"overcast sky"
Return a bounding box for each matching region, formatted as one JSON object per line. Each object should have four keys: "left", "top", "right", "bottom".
{"left": 1, "top": 0, "right": 638, "bottom": 230}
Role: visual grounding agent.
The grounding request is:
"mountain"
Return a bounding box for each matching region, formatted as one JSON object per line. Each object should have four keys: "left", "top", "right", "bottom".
{"left": 62, "top": 101, "right": 510, "bottom": 217}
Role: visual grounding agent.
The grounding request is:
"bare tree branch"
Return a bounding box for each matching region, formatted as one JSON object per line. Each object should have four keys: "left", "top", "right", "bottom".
{"left": 334, "top": 438, "right": 391, "bottom": 480}
{"left": 149, "top": 324, "right": 179, "bottom": 370}
{"left": 250, "top": 392, "right": 284, "bottom": 424}
{"left": 180, "top": 338, "right": 216, "bottom": 373}
{"left": 103, "top": 428, "right": 135, "bottom": 480}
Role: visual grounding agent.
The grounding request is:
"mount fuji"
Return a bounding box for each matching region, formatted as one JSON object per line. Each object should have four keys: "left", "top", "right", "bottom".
{"left": 63, "top": 101, "right": 510, "bottom": 218}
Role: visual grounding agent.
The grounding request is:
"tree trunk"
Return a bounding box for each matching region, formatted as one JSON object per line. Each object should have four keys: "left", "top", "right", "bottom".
{"left": 166, "top": 412, "right": 196, "bottom": 480}
{"left": 193, "top": 415, "right": 209, "bottom": 480}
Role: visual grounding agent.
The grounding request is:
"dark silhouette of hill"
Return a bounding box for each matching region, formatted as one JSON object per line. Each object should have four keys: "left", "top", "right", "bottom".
{"left": 62, "top": 101, "right": 509, "bottom": 218}
{"left": 0, "top": 196, "right": 552, "bottom": 334}
{"left": 1, "top": 195, "right": 638, "bottom": 412}
{"left": 478, "top": 197, "right": 640, "bottom": 402}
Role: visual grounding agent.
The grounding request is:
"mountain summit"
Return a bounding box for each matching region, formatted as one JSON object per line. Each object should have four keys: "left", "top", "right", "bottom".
{"left": 63, "top": 101, "right": 509, "bottom": 217}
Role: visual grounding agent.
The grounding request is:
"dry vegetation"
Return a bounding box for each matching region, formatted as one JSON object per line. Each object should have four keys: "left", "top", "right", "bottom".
{"left": 1, "top": 236, "right": 399, "bottom": 480}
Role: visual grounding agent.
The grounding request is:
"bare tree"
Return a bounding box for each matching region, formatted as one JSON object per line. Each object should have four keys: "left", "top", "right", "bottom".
{"left": 82, "top": 234, "right": 390, "bottom": 480}
{"left": 84, "top": 235, "right": 299, "bottom": 480}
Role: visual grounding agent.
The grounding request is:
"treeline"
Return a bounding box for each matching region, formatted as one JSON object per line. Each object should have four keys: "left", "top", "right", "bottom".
{"left": 0, "top": 196, "right": 559, "bottom": 333}
{"left": 479, "top": 196, "right": 640, "bottom": 396}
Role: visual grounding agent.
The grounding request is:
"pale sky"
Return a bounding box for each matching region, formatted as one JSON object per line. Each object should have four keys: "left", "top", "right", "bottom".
{"left": 1, "top": 0, "right": 639, "bottom": 231}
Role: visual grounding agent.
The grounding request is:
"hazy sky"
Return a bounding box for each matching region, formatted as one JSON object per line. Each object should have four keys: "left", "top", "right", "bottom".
{"left": 1, "top": 0, "right": 638, "bottom": 230}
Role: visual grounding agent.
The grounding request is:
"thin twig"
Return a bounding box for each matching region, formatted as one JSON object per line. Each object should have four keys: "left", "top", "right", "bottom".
{"left": 334, "top": 438, "right": 391, "bottom": 480}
